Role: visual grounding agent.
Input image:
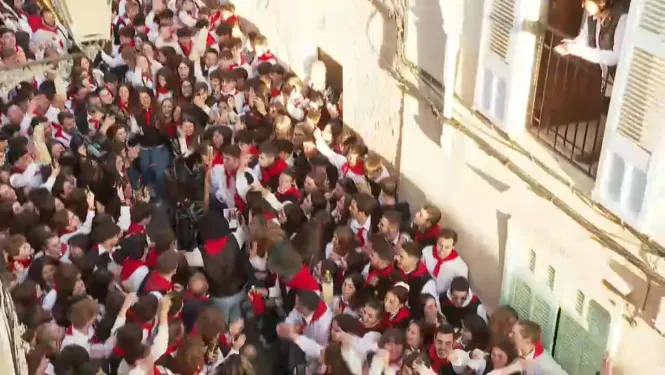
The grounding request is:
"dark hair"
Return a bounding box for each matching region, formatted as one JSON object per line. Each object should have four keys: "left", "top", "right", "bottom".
{"left": 297, "top": 290, "right": 320, "bottom": 311}
{"left": 462, "top": 314, "right": 490, "bottom": 352}
{"left": 450, "top": 276, "right": 470, "bottom": 293}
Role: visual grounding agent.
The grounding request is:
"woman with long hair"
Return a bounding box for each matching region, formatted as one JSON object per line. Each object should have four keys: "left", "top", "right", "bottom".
{"left": 155, "top": 67, "right": 177, "bottom": 102}
{"left": 130, "top": 87, "right": 170, "bottom": 200}
{"left": 156, "top": 97, "right": 179, "bottom": 138}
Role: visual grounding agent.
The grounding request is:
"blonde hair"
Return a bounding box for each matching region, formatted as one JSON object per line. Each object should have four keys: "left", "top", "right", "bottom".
{"left": 364, "top": 154, "right": 383, "bottom": 175}
{"left": 32, "top": 124, "right": 52, "bottom": 165}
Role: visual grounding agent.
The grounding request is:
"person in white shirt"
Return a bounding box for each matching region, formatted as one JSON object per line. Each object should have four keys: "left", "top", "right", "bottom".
{"left": 554, "top": 0, "right": 628, "bottom": 163}
{"left": 61, "top": 298, "right": 117, "bottom": 358}
{"left": 422, "top": 228, "right": 469, "bottom": 295}
{"left": 117, "top": 295, "right": 173, "bottom": 375}
{"left": 488, "top": 320, "right": 567, "bottom": 375}
{"left": 277, "top": 290, "right": 333, "bottom": 367}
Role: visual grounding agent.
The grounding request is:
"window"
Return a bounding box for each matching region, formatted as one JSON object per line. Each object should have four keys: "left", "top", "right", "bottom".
{"left": 553, "top": 299, "right": 612, "bottom": 375}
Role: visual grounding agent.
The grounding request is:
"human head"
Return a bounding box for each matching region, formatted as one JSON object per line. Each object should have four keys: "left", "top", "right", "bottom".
{"left": 433, "top": 323, "right": 455, "bottom": 359}
{"left": 435, "top": 228, "right": 458, "bottom": 258}
{"left": 449, "top": 276, "right": 470, "bottom": 307}
{"left": 295, "top": 290, "right": 320, "bottom": 317}
{"left": 511, "top": 320, "right": 541, "bottom": 356}
{"left": 413, "top": 204, "right": 441, "bottom": 230}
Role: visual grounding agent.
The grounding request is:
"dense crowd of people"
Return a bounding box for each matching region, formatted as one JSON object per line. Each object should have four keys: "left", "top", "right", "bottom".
{"left": 0, "top": 0, "right": 615, "bottom": 374}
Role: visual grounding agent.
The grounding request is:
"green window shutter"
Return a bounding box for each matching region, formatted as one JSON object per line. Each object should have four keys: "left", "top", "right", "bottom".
{"left": 530, "top": 292, "right": 558, "bottom": 352}
{"left": 579, "top": 301, "right": 612, "bottom": 374}
{"left": 510, "top": 277, "right": 533, "bottom": 320}
{"left": 554, "top": 302, "right": 612, "bottom": 375}
{"left": 553, "top": 311, "right": 586, "bottom": 374}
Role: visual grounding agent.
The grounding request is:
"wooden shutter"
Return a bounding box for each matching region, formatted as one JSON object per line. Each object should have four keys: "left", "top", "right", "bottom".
{"left": 554, "top": 300, "right": 612, "bottom": 375}
{"left": 504, "top": 270, "right": 559, "bottom": 351}
{"left": 594, "top": 0, "right": 665, "bottom": 229}
{"left": 488, "top": 0, "right": 516, "bottom": 61}
{"left": 474, "top": 0, "right": 540, "bottom": 132}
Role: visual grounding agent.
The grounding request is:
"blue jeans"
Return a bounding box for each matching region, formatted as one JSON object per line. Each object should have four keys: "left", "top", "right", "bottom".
{"left": 139, "top": 145, "right": 170, "bottom": 199}
{"left": 212, "top": 288, "right": 247, "bottom": 324}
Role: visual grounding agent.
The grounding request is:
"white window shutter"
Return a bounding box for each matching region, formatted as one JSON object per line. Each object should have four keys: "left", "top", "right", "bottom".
{"left": 473, "top": 0, "right": 541, "bottom": 133}
{"left": 593, "top": 0, "right": 665, "bottom": 241}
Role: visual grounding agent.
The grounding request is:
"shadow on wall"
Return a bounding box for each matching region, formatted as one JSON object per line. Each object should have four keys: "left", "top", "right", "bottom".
{"left": 368, "top": 0, "right": 508, "bottom": 307}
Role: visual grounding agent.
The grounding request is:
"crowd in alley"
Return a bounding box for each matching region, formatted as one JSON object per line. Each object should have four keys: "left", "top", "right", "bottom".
{"left": 0, "top": 0, "right": 616, "bottom": 374}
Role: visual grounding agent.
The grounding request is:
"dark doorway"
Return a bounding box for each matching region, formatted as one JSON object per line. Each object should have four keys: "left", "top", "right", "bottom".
{"left": 317, "top": 47, "right": 343, "bottom": 95}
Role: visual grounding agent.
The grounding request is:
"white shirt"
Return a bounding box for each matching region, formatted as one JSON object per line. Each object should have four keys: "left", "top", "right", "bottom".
{"left": 285, "top": 303, "right": 333, "bottom": 348}
{"left": 422, "top": 246, "right": 469, "bottom": 295}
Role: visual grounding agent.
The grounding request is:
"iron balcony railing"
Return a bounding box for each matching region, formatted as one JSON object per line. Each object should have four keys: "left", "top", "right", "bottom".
{"left": 529, "top": 22, "right": 613, "bottom": 179}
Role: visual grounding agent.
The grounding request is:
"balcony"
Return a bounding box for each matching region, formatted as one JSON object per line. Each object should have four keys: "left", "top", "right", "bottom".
{"left": 528, "top": 22, "right": 614, "bottom": 180}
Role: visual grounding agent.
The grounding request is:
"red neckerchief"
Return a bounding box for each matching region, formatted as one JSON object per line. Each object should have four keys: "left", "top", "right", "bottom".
{"left": 341, "top": 159, "right": 365, "bottom": 177}
{"left": 248, "top": 145, "right": 259, "bottom": 156}
{"left": 338, "top": 298, "right": 348, "bottom": 312}
{"left": 203, "top": 236, "right": 229, "bottom": 257}
{"left": 382, "top": 306, "right": 410, "bottom": 329}
{"left": 209, "top": 10, "right": 222, "bottom": 26}
{"left": 26, "top": 14, "right": 42, "bottom": 32}
{"left": 121, "top": 258, "right": 147, "bottom": 282}
{"left": 65, "top": 325, "right": 100, "bottom": 344}
{"left": 141, "top": 72, "right": 152, "bottom": 85}
{"left": 178, "top": 40, "right": 193, "bottom": 56}
{"left": 257, "top": 50, "right": 275, "bottom": 63}
{"left": 431, "top": 249, "right": 459, "bottom": 278}
{"left": 283, "top": 265, "right": 320, "bottom": 291}
{"left": 224, "top": 168, "right": 236, "bottom": 188}
{"left": 275, "top": 186, "right": 301, "bottom": 201}
{"left": 185, "top": 135, "right": 193, "bottom": 148}
{"left": 234, "top": 193, "right": 246, "bottom": 213}
{"left": 428, "top": 344, "right": 450, "bottom": 372}
{"left": 126, "top": 222, "right": 146, "bottom": 236}
{"left": 415, "top": 224, "right": 440, "bottom": 244}
{"left": 365, "top": 264, "right": 395, "bottom": 287}
{"left": 112, "top": 345, "right": 124, "bottom": 357}
{"left": 87, "top": 114, "right": 99, "bottom": 130}
{"left": 355, "top": 227, "right": 366, "bottom": 248}
{"left": 185, "top": 290, "right": 210, "bottom": 302}
{"left": 52, "top": 122, "right": 67, "bottom": 140}
{"left": 118, "top": 100, "right": 129, "bottom": 113}
{"left": 531, "top": 340, "right": 545, "bottom": 359}
{"left": 7, "top": 257, "right": 32, "bottom": 272}
{"left": 146, "top": 247, "right": 159, "bottom": 269}
{"left": 156, "top": 84, "right": 170, "bottom": 95}
{"left": 260, "top": 158, "right": 288, "bottom": 186}
{"left": 206, "top": 32, "right": 217, "bottom": 46}
{"left": 400, "top": 261, "right": 429, "bottom": 280}
{"left": 104, "top": 84, "right": 115, "bottom": 99}
{"left": 163, "top": 121, "right": 176, "bottom": 137}
{"left": 211, "top": 151, "right": 224, "bottom": 167}
{"left": 38, "top": 22, "right": 58, "bottom": 33}
{"left": 270, "top": 87, "right": 281, "bottom": 98}
{"left": 229, "top": 56, "right": 247, "bottom": 71}
{"left": 59, "top": 243, "right": 68, "bottom": 258}
{"left": 144, "top": 272, "right": 173, "bottom": 294}
{"left": 300, "top": 300, "right": 328, "bottom": 332}
{"left": 143, "top": 106, "right": 154, "bottom": 126}
{"left": 38, "top": 23, "right": 65, "bottom": 49}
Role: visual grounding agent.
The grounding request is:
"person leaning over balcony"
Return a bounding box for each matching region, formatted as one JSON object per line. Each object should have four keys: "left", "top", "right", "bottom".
{"left": 554, "top": 0, "right": 628, "bottom": 164}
